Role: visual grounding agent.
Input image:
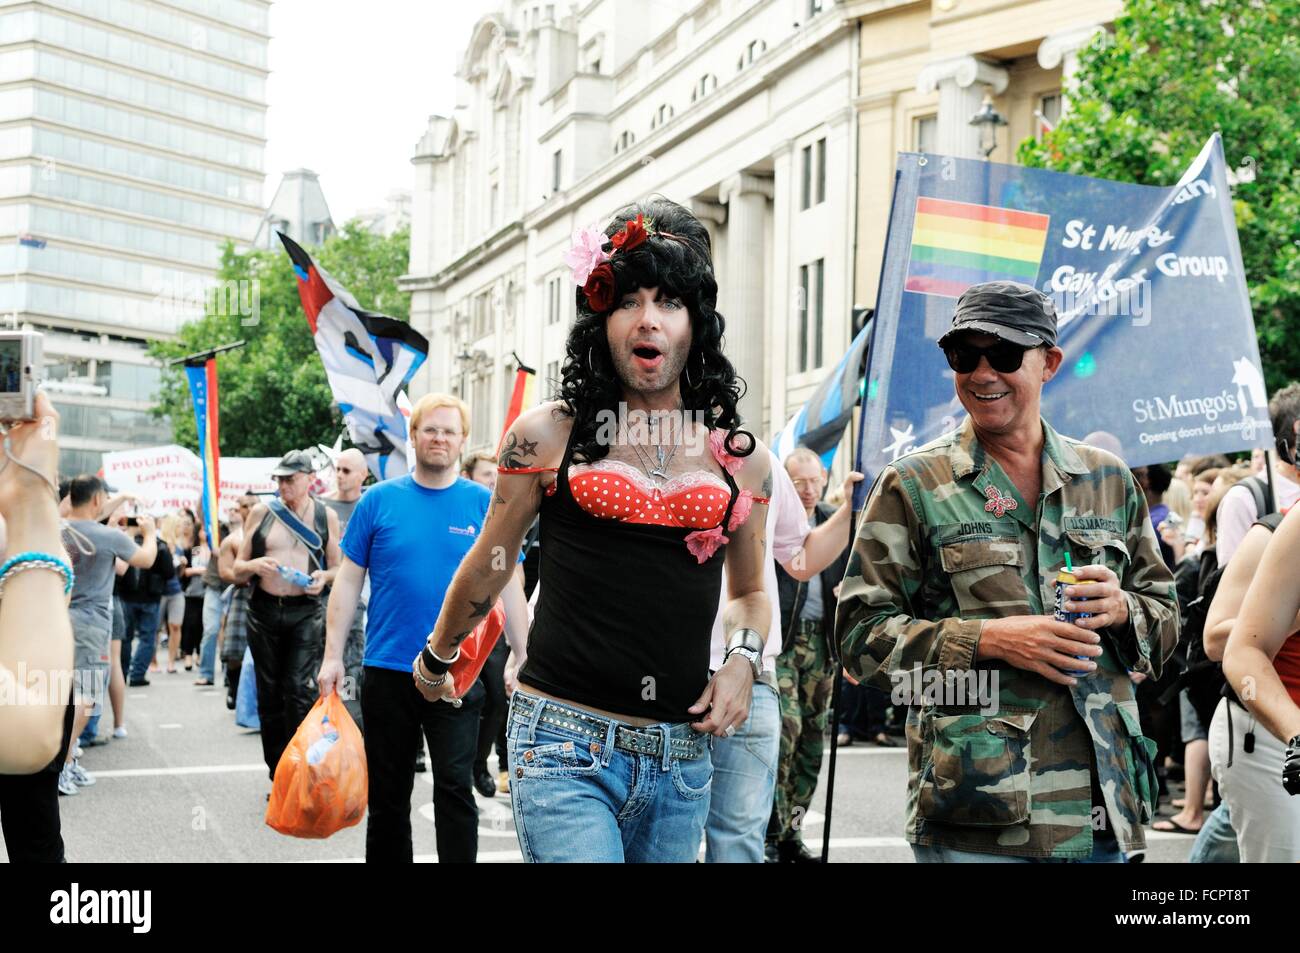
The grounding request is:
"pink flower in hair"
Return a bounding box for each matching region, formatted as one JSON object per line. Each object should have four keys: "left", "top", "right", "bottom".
{"left": 684, "top": 526, "right": 729, "bottom": 564}
{"left": 563, "top": 224, "right": 611, "bottom": 286}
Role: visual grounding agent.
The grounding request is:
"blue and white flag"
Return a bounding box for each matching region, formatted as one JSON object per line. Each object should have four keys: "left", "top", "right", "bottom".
{"left": 774, "top": 319, "right": 871, "bottom": 468}
{"left": 279, "top": 233, "right": 428, "bottom": 482}
{"left": 855, "top": 133, "right": 1267, "bottom": 495}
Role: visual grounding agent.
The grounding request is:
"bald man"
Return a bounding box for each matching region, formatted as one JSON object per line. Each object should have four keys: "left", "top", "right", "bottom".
{"left": 321, "top": 448, "right": 369, "bottom": 728}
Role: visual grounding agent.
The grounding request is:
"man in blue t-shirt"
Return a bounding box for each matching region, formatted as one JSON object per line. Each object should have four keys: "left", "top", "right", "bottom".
{"left": 319, "top": 394, "right": 529, "bottom": 863}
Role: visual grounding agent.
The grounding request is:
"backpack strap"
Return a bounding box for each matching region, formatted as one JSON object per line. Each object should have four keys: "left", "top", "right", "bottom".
{"left": 1244, "top": 474, "right": 1275, "bottom": 517}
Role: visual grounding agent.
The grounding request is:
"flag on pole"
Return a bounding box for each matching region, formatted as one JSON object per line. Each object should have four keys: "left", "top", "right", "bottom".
{"left": 773, "top": 319, "right": 871, "bottom": 468}
{"left": 184, "top": 359, "right": 222, "bottom": 548}
{"left": 496, "top": 356, "right": 536, "bottom": 455}
{"left": 278, "top": 233, "right": 429, "bottom": 481}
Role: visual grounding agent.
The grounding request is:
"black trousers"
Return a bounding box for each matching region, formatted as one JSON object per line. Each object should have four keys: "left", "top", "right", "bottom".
{"left": 360, "top": 666, "right": 483, "bottom": 863}
{"left": 0, "top": 700, "right": 73, "bottom": 862}
{"left": 474, "top": 637, "right": 509, "bottom": 775}
{"left": 246, "top": 591, "right": 324, "bottom": 779}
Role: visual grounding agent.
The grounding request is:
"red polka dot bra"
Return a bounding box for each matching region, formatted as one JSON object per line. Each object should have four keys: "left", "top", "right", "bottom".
{"left": 500, "top": 427, "right": 769, "bottom": 563}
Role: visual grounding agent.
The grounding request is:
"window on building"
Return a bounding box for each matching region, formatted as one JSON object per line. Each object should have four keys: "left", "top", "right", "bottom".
{"left": 914, "top": 114, "right": 937, "bottom": 153}
{"left": 472, "top": 288, "right": 494, "bottom": 338}
{"left": 812, "top": 258, "right": 824, "bottom": 369}
{"left": 613, "top": 129, "right": 636, "bottom": 154}
{"left": 1037, "top": 92, "right": 1062, "bottom": 139}
{"left": 546, "top": 359, "right": 560, "bottom": 396}
{"left": 797, "top": 263, "right": 810, "bottom": 371}
{"left": 551, "top": 149, "right": 562, "bottom": 192}
{"left": 690, "top": 73, "right": 718, "bottom": 103}
{"left": 807, "top": 0, "right": 824, "bottom": 16}
{"left": 814, "top": 137, "right": 826, "bottom": 205}
{"left": 737, "top": 39, "right": 766, "bottom": 71}
{"left": 650, "top": 103, "right": 674, "bottom": 129}
{"left": 490, "top": 183, "right": 499, "bottom": 226}
{"left": 800, "top": 144, "right": 811, "bottom": 210}
{"left": 795, "top": 259, "right": 825, "bottom": 372}
{"left": 547, "top": 276, "right": 563, "bottom": 325}
{"left": 470, "top": 373, "right": 491, "bottom": 446}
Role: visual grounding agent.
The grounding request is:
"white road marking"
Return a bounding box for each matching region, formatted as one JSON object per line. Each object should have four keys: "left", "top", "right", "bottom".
{"left": 827, "top": 746, "right": 908, "bottom": 757}
{"left": 91, "top": 763, "right": 267, "bottom": 778}
{"left": 159, "top": 723, "right": 183, "bottom": 729}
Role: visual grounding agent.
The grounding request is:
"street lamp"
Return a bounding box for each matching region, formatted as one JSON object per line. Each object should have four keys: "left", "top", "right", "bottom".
{"left": 968, "top": 93, "right": 1007, "bottom": 159}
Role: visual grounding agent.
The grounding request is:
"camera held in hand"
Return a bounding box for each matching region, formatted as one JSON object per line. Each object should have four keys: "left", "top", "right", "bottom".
{"left": 0, "top": 330, "right": 43, "bottom": 423}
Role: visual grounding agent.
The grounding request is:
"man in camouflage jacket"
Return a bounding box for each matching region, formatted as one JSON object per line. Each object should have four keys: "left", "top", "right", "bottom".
{"left": 836, "top": 281, "right": 1179, "bottom": 861}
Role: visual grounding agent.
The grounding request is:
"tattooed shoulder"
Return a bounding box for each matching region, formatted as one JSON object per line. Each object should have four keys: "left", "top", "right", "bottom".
{"left": 499, "top": 430, "right": 540, "bottom": 469}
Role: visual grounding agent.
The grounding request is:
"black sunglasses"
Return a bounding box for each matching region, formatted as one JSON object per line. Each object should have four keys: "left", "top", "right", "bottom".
{"left": 944, "top": 341, "right": 1029, "bottom": 374}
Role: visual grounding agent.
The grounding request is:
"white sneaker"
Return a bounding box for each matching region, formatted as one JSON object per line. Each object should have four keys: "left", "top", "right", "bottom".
{"left": 73, "top": 745, "right": 84, "bottom": 759}
{"left": 67, "top": 758, "right": 95, "bottom": 787}
{"left": 112, "top": 726, "right": 128, "bottom": 739}
{"left": 57, "top": 767, "right": 79, "bottom": 796}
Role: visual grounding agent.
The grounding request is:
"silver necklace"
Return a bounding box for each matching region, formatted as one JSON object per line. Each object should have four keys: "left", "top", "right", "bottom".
{"left": 628, "top": 406, "right": 682, "bottom": 485}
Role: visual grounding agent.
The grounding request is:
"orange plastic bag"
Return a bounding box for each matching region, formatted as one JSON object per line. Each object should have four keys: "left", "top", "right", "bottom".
{"left": 265, "top": 690, "right": 367, "bottom": 838}
{"left": 448, "top": 600, "right": 506, "bottom": 698}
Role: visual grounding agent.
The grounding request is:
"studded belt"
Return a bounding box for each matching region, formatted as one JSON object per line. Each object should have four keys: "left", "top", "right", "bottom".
{"left": 510, "top": 692, "right": 708, "bottom": 761}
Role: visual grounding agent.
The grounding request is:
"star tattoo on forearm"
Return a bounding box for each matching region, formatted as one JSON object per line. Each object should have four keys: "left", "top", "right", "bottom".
{"left": 468, "top": 595, "right": 494, "bottom": 618}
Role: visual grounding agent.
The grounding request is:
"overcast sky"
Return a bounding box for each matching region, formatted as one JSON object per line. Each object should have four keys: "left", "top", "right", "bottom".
{"left": 261, "top": 1, "right": 492, "bottom": 224}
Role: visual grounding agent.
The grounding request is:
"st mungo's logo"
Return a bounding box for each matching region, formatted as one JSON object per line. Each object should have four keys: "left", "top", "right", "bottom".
{"left": 49, "top": 883, "right": 151, "bottom": 934}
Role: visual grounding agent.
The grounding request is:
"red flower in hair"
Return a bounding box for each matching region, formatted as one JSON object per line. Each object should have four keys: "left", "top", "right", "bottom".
{"left": 611, "top": 213, "right": 649, "bottom": 253}
{"left": 583, "top": 262, "right": 616, "bottom": 312}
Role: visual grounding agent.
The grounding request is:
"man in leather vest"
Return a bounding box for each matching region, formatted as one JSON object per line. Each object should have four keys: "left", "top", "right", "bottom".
{"left": 233, "top": 450, "right": 341, "bottom": 781}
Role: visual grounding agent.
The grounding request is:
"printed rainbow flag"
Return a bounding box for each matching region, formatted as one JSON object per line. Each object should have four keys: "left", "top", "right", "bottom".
{"left": 904, "top": 197, "right": 1050, "bottom": 298}
{"left": 185, "top": 358, "right": 221, "bottom": 548}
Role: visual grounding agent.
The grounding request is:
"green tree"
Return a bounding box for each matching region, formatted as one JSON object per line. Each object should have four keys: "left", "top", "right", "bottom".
{"left": 150, "top": 223, "right": 411, "bottom": 457}
{"left": 1017, "top": 0, "right": 1300, "bottom": 391}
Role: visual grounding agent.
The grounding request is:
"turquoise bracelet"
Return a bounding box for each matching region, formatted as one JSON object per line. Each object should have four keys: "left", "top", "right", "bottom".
{"left": 0, "top": 551, "right": 75, "bottom": 594}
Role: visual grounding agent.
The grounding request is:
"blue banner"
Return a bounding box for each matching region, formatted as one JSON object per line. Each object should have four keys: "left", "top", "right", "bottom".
{"left": 855, "top": 134, "right": 1268, "bottom": 491}
{"left": 184, "top": 361, "right": 220, "bottom": 547}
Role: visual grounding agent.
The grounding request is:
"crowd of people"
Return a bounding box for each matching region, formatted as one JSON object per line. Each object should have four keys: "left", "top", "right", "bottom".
{"left": 2, "top": 197, "right": 1300, "bottom": 865}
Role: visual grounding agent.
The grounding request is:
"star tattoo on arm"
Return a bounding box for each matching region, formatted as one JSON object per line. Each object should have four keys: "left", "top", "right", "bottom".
{"left": 468, "top": 595, "right": 494, "bottom": 619}
{"left": 500, "top": 432, "right": 539, "bottom": 468}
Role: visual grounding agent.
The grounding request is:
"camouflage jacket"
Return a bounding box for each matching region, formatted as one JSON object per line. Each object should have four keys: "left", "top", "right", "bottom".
{"left": 835, "top": 417, "right": 1178, "bottom": 858}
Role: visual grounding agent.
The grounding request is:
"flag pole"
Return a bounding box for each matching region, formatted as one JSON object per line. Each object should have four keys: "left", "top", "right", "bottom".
{"left": 167, "top": 340, "right": 246, "bottom": 366}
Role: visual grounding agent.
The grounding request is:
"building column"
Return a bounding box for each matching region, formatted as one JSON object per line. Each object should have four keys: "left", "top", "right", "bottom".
{"left": 768, "top": 141, "right": 794, "bottom": 435}
{"left": 1038, "top": 25, "right": 1106, "bottom": 106}
{"left": 916, "top": 55, "right": 1009, "bottom": 158}
{"left": 718, "top": 171, "right": 773, "bottom": 429}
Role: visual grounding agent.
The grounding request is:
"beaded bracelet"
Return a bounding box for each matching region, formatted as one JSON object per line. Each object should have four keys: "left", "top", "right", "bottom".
{"left": 0, "top": 551, "right": 75, "bottom": 597}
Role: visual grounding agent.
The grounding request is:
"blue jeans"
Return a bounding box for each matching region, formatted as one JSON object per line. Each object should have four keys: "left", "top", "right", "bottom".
{"left": 197, "top": 586, "right": 222, "bottom": 681}
{"left": 704, "top": 680, "right": 779, "bottom": 863}
{"left": 1188, "top": 802, "right": 1239, "bottom": 863}
{"left": 123, "top": 599, "right": 163, "bottom": 683}
{"left": 912, "top": 833, "right": 1123, "bottom": 863}
{"left": 507, "top": 690, "right": 713, "bottom": 863}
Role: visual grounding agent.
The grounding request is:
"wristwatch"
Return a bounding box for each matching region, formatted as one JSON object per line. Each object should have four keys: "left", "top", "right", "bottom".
{"left": 1284, "top": 734, "right": 1300, "bottom": 796}
{"left": 725, "top": 645, "right": 764, "bottom": 680}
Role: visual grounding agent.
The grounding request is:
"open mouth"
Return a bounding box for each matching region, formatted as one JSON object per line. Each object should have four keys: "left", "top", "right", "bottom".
{"left": 972, "top": 391, "right": 1009, "bottom": 403}
{"left": 632, "top": 345, "right": 664, "bottom": 369}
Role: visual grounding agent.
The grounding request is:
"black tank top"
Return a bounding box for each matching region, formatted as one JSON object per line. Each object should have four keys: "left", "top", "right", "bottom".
{"left": 519, "top": 419, "right": 739, "bottom": 722}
